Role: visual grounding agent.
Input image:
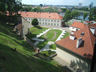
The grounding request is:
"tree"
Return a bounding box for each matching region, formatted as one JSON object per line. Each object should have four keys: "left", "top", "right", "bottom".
{"left": 89, "top": 7, "right": 96, "bottom": 21}
{"left": 0, "top": 0, "right": 8, "bottom": 14}
{"left": 61, "top": 8, "right": 67, "bottom": 12}
{"left": 71, "top": 10, "right": 80, "bottom": 19}
{"left": 63, "top": 9, "right": 72, "bottom": 22}
{"left": 83, "top": 13, "right": 88, "bottom": 20}
{"left": 33, "top": 7, "right": 41, "bottom": 12}
{"left": 40, "top": 4, "right": 43, "bottom": 7}
{"left": 32, "top": 18, "right": 39, "bottom": 26}
{"left": 0, "top": 0, "right": 22, "bottom": 15}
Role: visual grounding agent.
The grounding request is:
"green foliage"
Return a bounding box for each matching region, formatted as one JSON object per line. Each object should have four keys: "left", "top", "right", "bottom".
{"left": 83, "top": 13, "right": 88, "bottom": 20}
{"left": 32, "top": 18, "right": 39, "bottom": 26}
{"left": 42, "top": 29, "right": 62, "bottom": 42}
{"left": 75, "top": 7, "right": 89, "bottom": 11}
{"left": 0, "top": 0, "right": 22, "bottom": 15}
{"left": 33, "top": 7, "right": 41, "bottom": 12}
{"left": 29, "top": 26, "right": 48, "bottom": 35}
{"left": 42, "top": 7, "right": 58, "bottom": 12}
{"left": 50, "top": 44, "right": 56, "bottom": 50}
{"left": 37, "top": 40, "right": 48, "bottom": 49}
{"left": 41, "top": 50, "right": 56, "bottom": 57}
{"left": 40, "top": 4, "right": 43, "bottom": 7}
{"left": 0, "top": 22, "right": 65, "bottom": 72}
{"left": 71, "top": 10, "right": 80, "bottom": 18}
{"left": 89, "top": 7, "right": 96, "bottom": 21}
{"left": 62, "top": 32, "right": 70, "bottom": 39}
{"left": 61, "top": 8, "right": 67, "bottom": 12}
{"left": 21, "top": 6, "right": 58, "bottom": 13}
{"left": 64, "top": 10, "right": 80, "bottom": 22}
{"left": 63, "top": 9, "right": 72, "bottom": 22}
{"left": 21, "top": 6, "right": 32, "bottom": 11}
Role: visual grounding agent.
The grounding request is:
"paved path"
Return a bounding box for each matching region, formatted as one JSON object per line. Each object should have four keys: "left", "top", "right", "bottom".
{"left": 36, "top": 29, "right": 51, "bottom": 38}
{"left": 40, "top": 41, "right": 54, "bottom": 52}
{"left": 56, "top": 29, "right": 66, "bottom": 41}
{"left": 53, "top": 56, "right": 75, "bottom": 72}
{"left": 53, "top": 56, "right": 69, "bottom": 66}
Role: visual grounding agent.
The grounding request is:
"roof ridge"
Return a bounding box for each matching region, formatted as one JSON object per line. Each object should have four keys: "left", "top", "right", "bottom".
{"left": 85, "top": 25, "right": 95, "bottom": 49}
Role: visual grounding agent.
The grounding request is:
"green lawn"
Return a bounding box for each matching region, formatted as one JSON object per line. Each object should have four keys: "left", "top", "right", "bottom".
{"left": 37, "top": 40, "right": 48, "bottom": 49}
{"left": 0, "top": 22, "right": 64, "bottom": 72}
{"left": 29, "top": 26, "right": 48, "bottom": 35}
{"left": 62, "top": 32, "right": 70, "bottom": 39}
{"left": 42, "top": 29, "right": 62, "bottom": 42}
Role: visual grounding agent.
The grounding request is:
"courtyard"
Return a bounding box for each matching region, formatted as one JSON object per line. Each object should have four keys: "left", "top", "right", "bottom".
{"left": 26, "top": 26, "right": 70, "bottom": 56}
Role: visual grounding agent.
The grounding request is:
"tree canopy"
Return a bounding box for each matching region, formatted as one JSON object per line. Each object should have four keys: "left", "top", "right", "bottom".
{"left": 83, "top": 13, "right": 88, "bottom": 20}
{"left": 32, "top": 18, "right": 39, "bottom": 26}
{"left": 89, "top": 7, "right": 96, "bottom": 21}
{"left": 0, "top": 0, "right": 22, "bottom": 15}
{"left": 63, "top": 10, "right": 72, "bottom": 22}
{"left": 71, "top": 10, "right": 80, "bottom": 19}
{"left": 63, "top": 9, "right": 80, "bottom": 22}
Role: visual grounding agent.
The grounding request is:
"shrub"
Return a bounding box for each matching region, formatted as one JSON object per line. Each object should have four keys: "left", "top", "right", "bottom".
{"left": 41, "top": 50, "right": 56, "bottom": 57}
{"left": 32, "top": 18, "right": 39, "bottom": 26}
{"left": 50, "top": 44, "right": 56, "bottom": 50}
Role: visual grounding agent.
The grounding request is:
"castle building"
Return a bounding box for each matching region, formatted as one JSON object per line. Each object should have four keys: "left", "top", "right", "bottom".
{"left": 19, "top": 12, "right": 63, "bottom": 27}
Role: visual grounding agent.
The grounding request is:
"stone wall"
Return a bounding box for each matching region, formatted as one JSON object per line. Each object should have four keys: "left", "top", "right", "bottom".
{"left": 22, "top": 17, "right": 33, "bottom": 38}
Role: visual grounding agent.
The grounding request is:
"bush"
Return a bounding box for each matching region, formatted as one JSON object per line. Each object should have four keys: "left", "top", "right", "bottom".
{"left": 41, "top": 50, "right": 56, "bottom": 57}
{"left": 32, "top": 18, "right": 39, "bottom": 26}
{"left": 50, "top": 44, "right": 56, "bottom": 50}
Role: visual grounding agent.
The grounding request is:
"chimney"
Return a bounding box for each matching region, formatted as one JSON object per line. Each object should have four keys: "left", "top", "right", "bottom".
{"left": 76, "top": 37, "right": 84, "bottom": 48}
{"left": 90, "top": 27, "right": 96, "bottom": 35}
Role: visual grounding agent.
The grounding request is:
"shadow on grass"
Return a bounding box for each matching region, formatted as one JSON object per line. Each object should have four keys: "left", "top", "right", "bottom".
{"left": 0, "top": 23, "right": 22, "bottom": 40}
{"left": 0, "top": 32, "right": 34, "bottom": 52}
{"left": 0, "top": 43, "right": 67, "bottom": 72}
{"left": 35, "top": 25, "right": 42, "bottom": 29}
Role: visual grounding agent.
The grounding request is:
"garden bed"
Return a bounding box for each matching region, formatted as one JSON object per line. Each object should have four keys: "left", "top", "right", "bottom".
{"left": 50, "top": 44, "right": 56, "bottom": 50}
{"left": 41, "top": 29, "right": 62, "bottom": 42}
{"left": 29, "top": 26, "right": 48, "bottom": 35}
{"left": 37, "top": 40, "right": 48, "bottom": 49}
{"left": 35, "top": 50, "right": 57, "bottom": 60}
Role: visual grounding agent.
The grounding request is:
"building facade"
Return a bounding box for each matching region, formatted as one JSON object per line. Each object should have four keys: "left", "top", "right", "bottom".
{"left": 19, "top": 12, "right": 63, "bottom": 27}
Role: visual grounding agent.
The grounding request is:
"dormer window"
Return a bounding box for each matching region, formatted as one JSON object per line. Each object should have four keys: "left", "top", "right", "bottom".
{"left": 69, "top": 35, "right": 76, "bottom": 40}
{"left": 90, "top": 27, "right": 96, "bottom": 35}
{"left": 81, "top": 32, "right": 85, "bottom": 36}
{"left": 76, "top": 37, "right": 84, "bottom": 48}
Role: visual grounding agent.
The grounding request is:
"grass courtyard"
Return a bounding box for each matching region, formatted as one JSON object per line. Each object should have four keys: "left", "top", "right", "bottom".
{"left": 0, "top": 23, "right": 64, "bottom": 72}
{"left": 62, "top": 32, "right": 70, "bottom": 39}
{"left": 42, "top": 29, "right": 62, "bottom": 42}
{"left": 29, "top": 26, "right": 48, "bottom": 35}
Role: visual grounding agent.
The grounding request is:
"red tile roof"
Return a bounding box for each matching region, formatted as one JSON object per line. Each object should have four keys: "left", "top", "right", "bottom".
{"left": 56, "top": 23, "right": 96, "bottom": 59}
{"left": 71, "top": 22, "right": 85, "bottom": 29}
{"left": 19, "top": 12, "right": 63, "bottom": 20}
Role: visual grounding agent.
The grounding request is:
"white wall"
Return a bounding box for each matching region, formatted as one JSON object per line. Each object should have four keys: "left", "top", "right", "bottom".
{"left": 69, "top": 27, "right": 80, "bottom": 31}
{"left": 24, "top": 17, "right": 62, "bottom": 27}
